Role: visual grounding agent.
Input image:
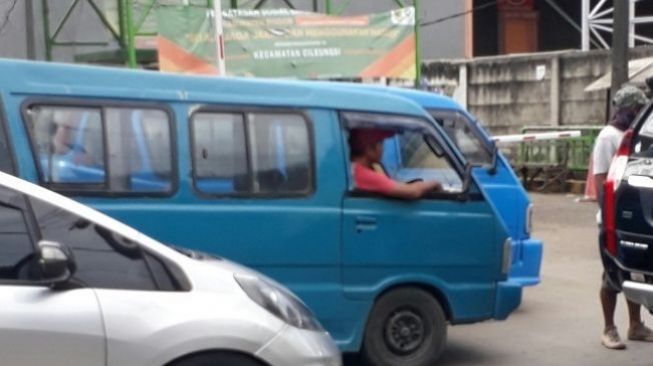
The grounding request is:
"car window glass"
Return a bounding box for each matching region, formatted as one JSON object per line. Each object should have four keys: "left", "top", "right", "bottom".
{"left": 191, "top": 111, "right": 312, "bottom": 196}
{"left": 634, "top": 110, "right": 653, "bottom": 157}
{"left": 29, "top": 197, "right": 158, "bottom": 291}
{"left": 105, "top": 108, "right": 173, "bottom": 192}
{"left": 0, "top": 193, "right": 35, "bottom": 281}
{"left": 192, "top": 112, "right": 248, "bottom": 194}
{"left": 394, "top": 131, "right": 463, "bottom": 191}
{"left": 249, "top": 113, "right": 311, "bottom": 194}
{"left": 25, "top": 104, "right": 174, "bottom": 194}
{"left": 25, "top": 106, "right": 105, "bottom": 184}
{"left": 144, "top": 252, "right": 177, "bottom": 291}
{"left": 430, "top": 111, "right": 492, "bottom": 166}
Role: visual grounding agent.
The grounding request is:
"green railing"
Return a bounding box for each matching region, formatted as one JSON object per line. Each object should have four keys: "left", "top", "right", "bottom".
{"left": 511, "top": 125, "right": 602, "bottom": 192}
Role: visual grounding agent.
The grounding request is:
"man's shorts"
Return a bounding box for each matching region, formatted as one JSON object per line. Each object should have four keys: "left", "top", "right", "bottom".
{"left": 602, "top": 270, "right": 622, "bottom": 294}
{"left": 599, "top": 225, "right": 622, "bottom": 294}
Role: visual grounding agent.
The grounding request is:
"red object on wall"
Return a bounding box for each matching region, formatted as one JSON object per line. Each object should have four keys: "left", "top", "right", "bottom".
{"left": 498, "top": 9, "right": 539, "bottom": 54}
{"left": 498, "top": 0, "right": 535, "bottom": 10}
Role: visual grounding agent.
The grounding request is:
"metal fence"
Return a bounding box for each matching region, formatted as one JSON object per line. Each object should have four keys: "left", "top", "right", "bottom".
{"left": 511, "top": 125, "right": 602, "bottom": 192}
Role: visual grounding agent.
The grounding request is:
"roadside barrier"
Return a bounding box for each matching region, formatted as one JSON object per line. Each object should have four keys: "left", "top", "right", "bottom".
{"left": 496, "top": 126, "right": 601, "bottom": 193}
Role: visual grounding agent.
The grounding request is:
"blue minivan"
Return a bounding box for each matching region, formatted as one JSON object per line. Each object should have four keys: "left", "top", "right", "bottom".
{"left": 0, "top": 59, "right": 520, "bottom": 366}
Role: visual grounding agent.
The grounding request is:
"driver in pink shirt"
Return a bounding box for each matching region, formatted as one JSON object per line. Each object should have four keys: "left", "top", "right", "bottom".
{"left": 349, "top": 128, "right": 441, "bottom": 200}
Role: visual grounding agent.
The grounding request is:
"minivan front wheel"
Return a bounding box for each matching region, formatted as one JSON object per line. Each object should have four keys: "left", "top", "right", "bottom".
{"left": 362, "top": 287, "right": 447, "bottom": 366}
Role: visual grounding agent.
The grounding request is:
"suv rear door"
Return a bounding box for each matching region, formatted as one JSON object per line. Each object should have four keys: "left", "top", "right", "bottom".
{"left": 615, "top": 106, "right": 653, "bottom": 275}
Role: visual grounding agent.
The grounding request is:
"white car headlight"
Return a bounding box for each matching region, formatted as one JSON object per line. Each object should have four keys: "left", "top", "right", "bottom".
{"left": 235, "top": 274, "right": 324, "bottom": 332}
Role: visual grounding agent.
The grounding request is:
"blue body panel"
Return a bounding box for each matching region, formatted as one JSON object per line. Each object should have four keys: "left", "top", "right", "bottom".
{"left": 362, "top": 86, "right": 543, "bottom": 287}
{"left": 0, "top": 59, "right": 521, "bottom": 352}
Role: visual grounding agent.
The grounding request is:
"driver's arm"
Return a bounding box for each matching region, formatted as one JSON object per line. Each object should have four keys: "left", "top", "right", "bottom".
{"left": 387, "top": 180, "right": 442, "bottom": 200}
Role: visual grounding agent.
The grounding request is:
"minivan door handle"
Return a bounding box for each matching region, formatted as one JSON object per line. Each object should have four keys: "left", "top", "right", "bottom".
{"left": 355, "top": 216, "right": 377, "bottom": 232}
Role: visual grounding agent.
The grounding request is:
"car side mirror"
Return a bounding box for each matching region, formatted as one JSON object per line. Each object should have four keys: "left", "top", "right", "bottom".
{"left": 424, "top": 135, "right": 444, "bottom": 158}
{"left": 38, "top": 240, "right": 75, "bottom": 286}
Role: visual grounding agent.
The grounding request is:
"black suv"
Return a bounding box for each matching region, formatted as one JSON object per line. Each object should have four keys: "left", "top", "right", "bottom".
{"left": 604, "top": 101, "right": 653, "bottom": 312}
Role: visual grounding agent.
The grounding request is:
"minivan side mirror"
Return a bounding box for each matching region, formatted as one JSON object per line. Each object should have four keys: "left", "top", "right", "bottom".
{"left": 424, "top": 135, "right": 444, "bottom": 158}
{"left": 38, "top": 240, "right": 75, "bottom": 286}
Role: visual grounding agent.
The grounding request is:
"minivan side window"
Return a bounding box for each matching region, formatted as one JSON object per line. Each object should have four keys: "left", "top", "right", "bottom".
{"left": 29, "top": 197, "right": 173, "bottom": 291}
{"left": 0, "top": 188, "right": 35, "bottom": 281}
{"left": 343, "top": 112, "right": 463, "bottom": 193}
{"left": 191, "top": 111, "right": 312, "bottom": 196}
{"left": 192, "top": 113, "right": 248, "bottom": 193}
{"left": 28, "top": 106, "right": 105, "bottom": 184}
{"left": 430, "top": 111, "right": 492, "bottom": 166}
{"left": 392, "top": 130, "right": 463, "bottom": 191}
{"left": 104, "top": 108, "right": 173, "bottom": 193}
{"left": 24, "top": 104, "right": 174, "bottom": 194}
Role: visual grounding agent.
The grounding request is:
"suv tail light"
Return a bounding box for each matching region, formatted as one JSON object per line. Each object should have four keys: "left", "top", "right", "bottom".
{"left": 603, "top": 179, "right": 617, "bottom": 256}
{"left": 603, "top": 129, "right": 634, "bottom": 256}
{"left": 606, "top": 129, "right": 633, "bottom": 186}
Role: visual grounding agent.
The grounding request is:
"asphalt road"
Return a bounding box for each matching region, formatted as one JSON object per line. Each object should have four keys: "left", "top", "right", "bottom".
{"left": 346, "top": 193, "right": 653, "bottom": 366}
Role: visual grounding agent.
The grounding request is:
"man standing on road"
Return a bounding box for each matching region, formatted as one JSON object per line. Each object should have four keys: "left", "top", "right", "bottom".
{"left": 593, "top": 85, "right": 653, "bottom": 349}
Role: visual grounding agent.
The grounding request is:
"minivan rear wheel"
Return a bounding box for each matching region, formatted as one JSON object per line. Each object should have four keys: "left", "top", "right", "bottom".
{"left": 362, "top": 287, "right": 447, "bottom": 366}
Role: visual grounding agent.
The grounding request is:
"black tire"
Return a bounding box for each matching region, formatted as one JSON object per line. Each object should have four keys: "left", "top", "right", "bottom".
{"left": 362, "top": 287, "right": 447, "bottom": 366}
{"left": 167, "top": 351, "right": 266, "bottom": 366}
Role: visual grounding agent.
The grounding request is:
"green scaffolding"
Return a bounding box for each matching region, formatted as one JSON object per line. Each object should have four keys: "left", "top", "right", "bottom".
{"left": 41, "top": 0, "right": 421, "bottom": 83}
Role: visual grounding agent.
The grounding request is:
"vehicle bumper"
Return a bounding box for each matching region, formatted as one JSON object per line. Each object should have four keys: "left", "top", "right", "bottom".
{"left": 623, "top": 281, "right": 653, "bottom": 312}
{"left": 509, "top": 238, "right": 543, "bottom": 287}
{"left": 256, "top": 325, "right": 342, "bottom": 366}
{"left": 494, "top": 279, "right": 523, "bottom": 320}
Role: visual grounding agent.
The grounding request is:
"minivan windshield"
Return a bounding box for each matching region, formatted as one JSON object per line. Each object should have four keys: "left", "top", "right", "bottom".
{"left": 429, "top": 110, "right": 493, "bottom": 166}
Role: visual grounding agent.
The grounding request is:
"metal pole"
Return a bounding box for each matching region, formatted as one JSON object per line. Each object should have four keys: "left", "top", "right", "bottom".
{"left": 581, "top": 0, "right": 589, "bottom": 50}
{"left": 629, "top": 0, "right": 636, "bottom": 48}
{"left": 210, "top": 0, "right": 226, "bottom": 75}
{"left": 414, "top": 0, "right": 421, "bottom": 87}
{"left": 41, "top": 0, "right": 52, "bottom": 61}
{"left": 25, "top": 0, "right": 36, "bottom": 59}
{"left": 611, "top": 0, "right": 629, "bottom": 112}
{"left": 125, "top": 0, "right": 138, "bottom": 68}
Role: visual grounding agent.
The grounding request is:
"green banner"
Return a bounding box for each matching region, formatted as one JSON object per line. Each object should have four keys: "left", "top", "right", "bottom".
{"left": 223, "top": 8, "right": 416, "bottom": 79}
{"left": 156, "top": 6, "right": 219, "bottom": 74}
{"left": 156, "top": 7, "right": 416, "bottom": 79}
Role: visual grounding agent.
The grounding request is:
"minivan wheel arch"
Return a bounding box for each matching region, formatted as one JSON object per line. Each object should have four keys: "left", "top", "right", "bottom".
{"left": 164, "top": 350, "right": 270, "bottom": 366}
{"left": 373, "top": 283, "right": 453, "bottom": 321}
